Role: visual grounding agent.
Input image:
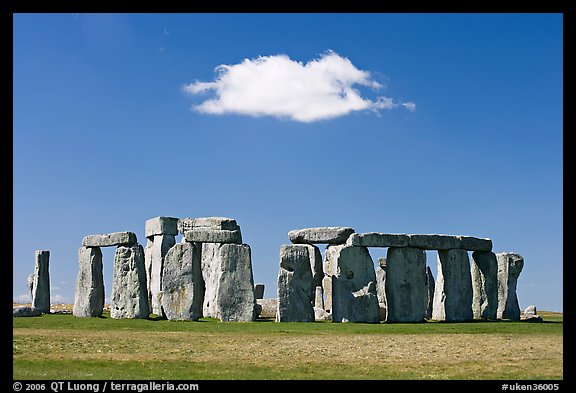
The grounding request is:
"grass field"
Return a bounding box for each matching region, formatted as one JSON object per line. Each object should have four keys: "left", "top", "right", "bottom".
{"left": 13, "top": 310, "right": 563, "bottom": 380}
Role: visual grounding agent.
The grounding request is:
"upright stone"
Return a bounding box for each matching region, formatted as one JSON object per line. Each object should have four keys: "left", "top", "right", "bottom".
{"left": 144, "top": 239, "right": 154, "bottom": 311}
{"left": 425, "top": 266, "right": 435, "bottom": 320}
{"left": 314, "top": 286, "right": 324, "bottom": 309}
{"left": 161, "top": 242, "right": 203, "bottom": 321}
{"left": 111, "top": 244, "right": 150, "bottom": 319}
{"left": 305, "top": 244, "right": 324, "bottom": 290}
{"left": 149, "top": 234, "right": 176, "bottom": 316}
{"left": 31, "top": 250, "right": 50, "bottom": 313}
{"left": 322, "top": 275, "right": 332, "bottom": 312}
{"left": 288, "top": 227, "right": 355, "bottom": 245}
{"left": 496, "top": 252, "right": 524, "bottom": 321}
{"left": 27, "top": 273, "right": 34, "bottom": 300}
{"left": 471, "top": 251, "right": 499, "bottom": 320}
{"left": 254, "top": 284, "right": 265, "bottom": 299}
{"left": 432, "top": 249, "right": 473, "bottom": 321}
{"left": 375, "top": 257, "right": 387, "bottom": 321}
{"left": 277, "top": 245, "right": 315, "bottom": 322}
{"left": 328, "top": 245, "right": 379, "bottom": 323}
{"left": 385, "top": 247, "right": 427, "bottom": 323}
{"left": 73, "top": 246, "right": 104, "bottom": 317}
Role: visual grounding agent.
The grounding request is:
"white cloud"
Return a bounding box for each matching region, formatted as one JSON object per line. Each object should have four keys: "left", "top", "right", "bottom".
{"left": 13, "top": 294, "right": 31, "bottom": 303}
{"left": 182, "top": 51, "right": 415, "bottom": 123}
{"left": 51, "top": 294, "right": 71, "bottom": 304}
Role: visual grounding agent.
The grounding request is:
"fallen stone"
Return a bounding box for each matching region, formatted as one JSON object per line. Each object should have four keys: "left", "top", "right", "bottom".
{"left": 385, "top": 247, "right": 427, "bottom": 323}
{"left": 346, "top": 233, "right": 410, "bottom": 248}
{"left": 111, "top": 244, "right": 150, "bottom": 319}
{"left": 496, "top": 252, "right": 524, "bottom": 321}
{"left": 432, "top": 249, "right": 474, "bottom": 321}
{"left": 82, "top": 232, "right": 137, "bottom": 247}
{"left": 408, "top": 234, "right": 460, "bottom": 250}
{"left": 288, "top": 227, "right": 355, "bottom": 245}
{"left": 522, "top": 305, "right": 543, "bottom": 322}
{"left": 524, "top": 305, "right": 537, "bottom": 317}
{"left": 184, "top": 228, "right": 242, "bottom": 244}
{"left": 277, "top": 244, "right": 315, "bottom": 322}
{"left": 161, "top": 242, "right": 204, "bottom": 321}
{"left": 31, "top": 250, "right": 50, "bottom": 313}
{"left": 149, "top": 234, "right": 176, "bottom": 316}
{"left": 145, "top": 216, "right": 179, "bottom": 237}
{"left": 458, "top": 236, "right": 493, "bottom": 252}
{"left": 471, "top": 251, "right": 499, "bottom": 320}
{"left": 13, "top": 306, "right": 42, "bottom": 317}
{"left": 425, "top": 266, "right": 435, "bottom": 320}
{"left": 256, "top": 298, "right": 278, "bottom": 319}
{"left": 178, "top": 217, "right": 240, "bottom": 233}
{"left": 254, "top": 283, "right": 265, "bottom": 299}
{"left": 73, "top": 246, "right": 104, "bottom": 317}
{"left": 314, "top": 307, "right": 331, "bottom": 321}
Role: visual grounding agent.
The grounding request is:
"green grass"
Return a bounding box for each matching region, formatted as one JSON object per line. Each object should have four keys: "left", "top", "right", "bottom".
{"left": 13, "top": 312, "right": 563, "bottom": 380}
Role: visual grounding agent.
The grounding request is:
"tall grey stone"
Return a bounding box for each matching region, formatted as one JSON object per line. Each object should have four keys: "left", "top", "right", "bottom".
{"left": 111, "top": 244, "right": 150, "bottom": 319}
{"left": 425, "top": 266, "right": 435, "bottom": 320}
{"left": 277, "top": 244, "right": 315, "bottom": 322}
{"left": 149, "top": 234, "right": 176, "bottom": 316}
{"left": 145, "top": 216, "right": 179, "bottom": 237}
{"left": 327, "top": 245, "right": 379, "bottom": 323}
{"left": 289, "top": 227, "right": 355, "bottom": 245}
{"left": 304, "top": 244, "right": 324, "bottom": 290}
{"left": 144, "top": 239, "right": 154, "bottom": 312}
{"left": 432, "top": 249, "right": 473, "bottom": 321}
{"left": 385, "top": 247, "right": 427, "bottom": 323}
{"left": 496, "top": 252, "right": 524, "bottom": 320}
{"left": 82, "top": 232, "right": 137, "bottom": 247}
{"left": 314, "top": 285, "right": 324, "bottom": 309}
{"left": 375, "top": 257, "right": 387, "bottom": 321}
{"left": 27, "top": 273, "right": 34, "bottom": 300}
{"left": 73, "top": 246, "right": 104, "bottom": 317}
{"left": 31, "top": 250, "right": 50, "bottom": 313}
{"left": 254, "top": 283, "right": 265, "bottom": 299}
{"left": 471, "top": 251, "right": 498, "bottom": 320}
{"left": 201, "top": 243, "right": 256, "bottom": 321}
{"left": 347, "top": 233, "right": 410, "bottom": 248}
{"left": 322, "top": 276, "right": 332, "bottom": 312}
{"left": 161, "top": 242, "right": 203, "bottom": 321}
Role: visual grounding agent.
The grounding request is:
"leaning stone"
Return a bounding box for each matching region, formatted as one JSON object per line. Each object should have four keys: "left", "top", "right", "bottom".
{"left": 73, "top": 246, "right": 104, "bottom": 317}
{"left": 145, "top": 216, "right": 179, "bottom": 237}
{"left": 408, "top": 234, "right": 461, "bottom": 250}
{"left": 256, "top": 298, "right": 278, "bottom": 319}
{"left": 458, "top": 236, "right": 493, "bottom": 252}
{"left": 375, "top": 258, "right": 387, "bottom": 321}
{"left": 111, "top": 244, "right": 150, "bottom": 319}
{"left": 254, "top": 283, "right": 265, "bottom": 299}
{"left": 82, "top": 232, "right": 137, "bottom": 247}
{"left": 31, "top": 250, "right": 50, "bottom": 313}
{"left": 425, "top": 266, "right": 435, "bottom": 320}
{"left": 161, "top": 242, "right": 204, "bottom": 321}
{"left": 178, "top": 217, "right": 239, "bottom": 233}
{"left": 329, "top": 245, "right": 379, "bottom": 323}
{"left": 13, "top": 306, "right": 42, "bottom": 317}
{"left": 432, "top": 249, "right": 474, "bottom": 321}
{"left": 496, "top": 252, "right": 524, "bottom": 321}
{"left": 184, "top": 228, "right": 242, "bottom": 244}
{"left": 288, "top": 227, "right": 355, "bottom": 245}
{"left": 346, "top": 233, "right": 409, "bottom": 248}
{"left": 385, "top": 247, "right": 427, "bottom": 323}
{"left": 277, "top": 244, "right": 315, "bottom": 322}
{"left": 149, "top": 234, "right": 176, "bottom": 316}
{"left": 314, "top": 307, "right": 332, "bottom": 321}
{"left": 471, "top": 251, "right": 498, "bottom": 320}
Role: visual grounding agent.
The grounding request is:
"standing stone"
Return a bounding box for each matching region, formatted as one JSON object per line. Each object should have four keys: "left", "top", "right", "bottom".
{"left": 432, "top": 249, "right": 473, "bottom": 321}
{"left": 375, "top": 257, "right": 387, "bottom": 321}
{"left": 496, "top": 252, "right": 524, "bottom": 320}
{"left": 288, "top": 227, "right": 355, "bottom": 245}
{"left": 277, "top": 245, "right": 315, "bottom": 322}
{"left": 471, "top": 251, "right": 499, "bottom": 320}
{"left": 144, "top": 238, "right": 154, "bottom": 311}
{"left": 314, "top": 285, "right": 324, "bottom": 309}
{"left": 111, "top": 244, "right": 150, "bottom": 319}
{"left": 425, "top": 266, "right": 435, "bottom": 320}
{"left": 27, "top": 273, "right": 34, "bottom": 301}
{"left": 73, "top": 246, "right": 104, "bottom": 317}
{"left": 149, "top": 234, "right": 176, "bottom": 316}
{"left": 161, "top": 242, "right": 203, "bottom": 321}
{"left": 322, "top": 276, "right": 332, "bottom": 312}
{"left": 31, "top": 250, "right": 50, "bottom": 313}
{"left": 328, "top": 245, "right": 379, "bottom": 323}
{"left": 201, "top": 243, "right": 256, "bottom": 321}
{"left": 254, "top": 283, "right": 265, "bottom": 299}
{"left": 304, "top": 244, "right": 324, "bottom": 291}
{"left": 385, "top": 247, "right": 427, "bottom": 323}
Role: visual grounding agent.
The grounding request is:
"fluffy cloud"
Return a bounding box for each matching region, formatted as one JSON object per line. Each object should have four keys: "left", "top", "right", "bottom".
{"left": 183, "top": 51, "right": 414, "bottom": 123}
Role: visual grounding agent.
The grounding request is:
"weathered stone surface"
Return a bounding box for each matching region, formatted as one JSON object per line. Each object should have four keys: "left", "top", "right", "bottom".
{"left": 201, "top": 243, "right": 256, "bottom": 321}
{"left": 524, "top": 305, "right": 537, "bottom": 317}
{"left": 314, "top": 285, "right": 324, "bottom": 309}
{"left": 496, "top": 252, "right": 524, "bottom": 321}
{"left": 254, "top": 283, "right": 265, "bottom": 299}
{"left": 432, "top": 249, "right": 474, "bottom": 321}
{"left": 378, "top": 303, "right": 387, "bottom": 321}
{"left": 304, "top": 244, "right": 324, "bottom": 289}
{"left": 471, "top": 251, "right": 498, "bottom": 320}
{"left": 408, "top": 234, "right": 460, "bottom": 250}
{"left": 82, "top": 232, "right": 137, "bottom": 247}
{"left": 13, "top": 306, "right": 42, "bottom": 317}
{"left": 149, "top": 235, "right": 176, "bottom": 316}
{"left": 314, "top": 307, "right": 331, "bottom": 321}
{"left": 144, "top": 239, "right": 154, "bottom": 312}
{"left": 385, "top": 247, "right": 427, "bottom": 323}
{"left": 458, "top": 236, "right": 493, "bottom": 252}
{"left": 31, "top": 250, "right": 50, "bottom": 313}
{"left": 178, "top": 217, "right": 240, "bottom": 233}
{"left": 322, "top": 275, "right": 332, "bottom": 312}
{"left": 161, "top": 242, "right": 204, "bottom": 321}
{"left": 145, "top": 216, "right": 179, "bottom": 237}
{"left": 256, "top": 298, "right": 277, "bottom": 319}
{"left": 184, "top": 228, "right": 242, "bottom": 244}
{"left": 328, "top": 245, "right": 379, "bottom": 323}
{"left": 288, "top": 227, "right": 355, "bottom": 245}
{"left": 73, "top": 246, "right": 104, "bottom": 317}
{"left": 27, "top": 273, "right": 34, "bottom": 300}
{"left": 111, "top": 244, "right": 150, "bottom": 319}
{"left": 522, "top": 305, "right": 543, "bottom": 322}
{"left": 347, "top": 233, "right": 410, "bottom": 248}
{"left": 425, "top": 266, "right": 435, "bottom": 320}
{"left": 375, "top": 257, "right": 387, "bottom": 321}
{"left": 277, "top": 244, "right": 315, "bottom": 322}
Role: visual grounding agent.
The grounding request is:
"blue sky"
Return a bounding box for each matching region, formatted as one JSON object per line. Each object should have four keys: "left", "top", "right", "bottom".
{"left": 13, "top": 13, "right": 563, "bottom": 311}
